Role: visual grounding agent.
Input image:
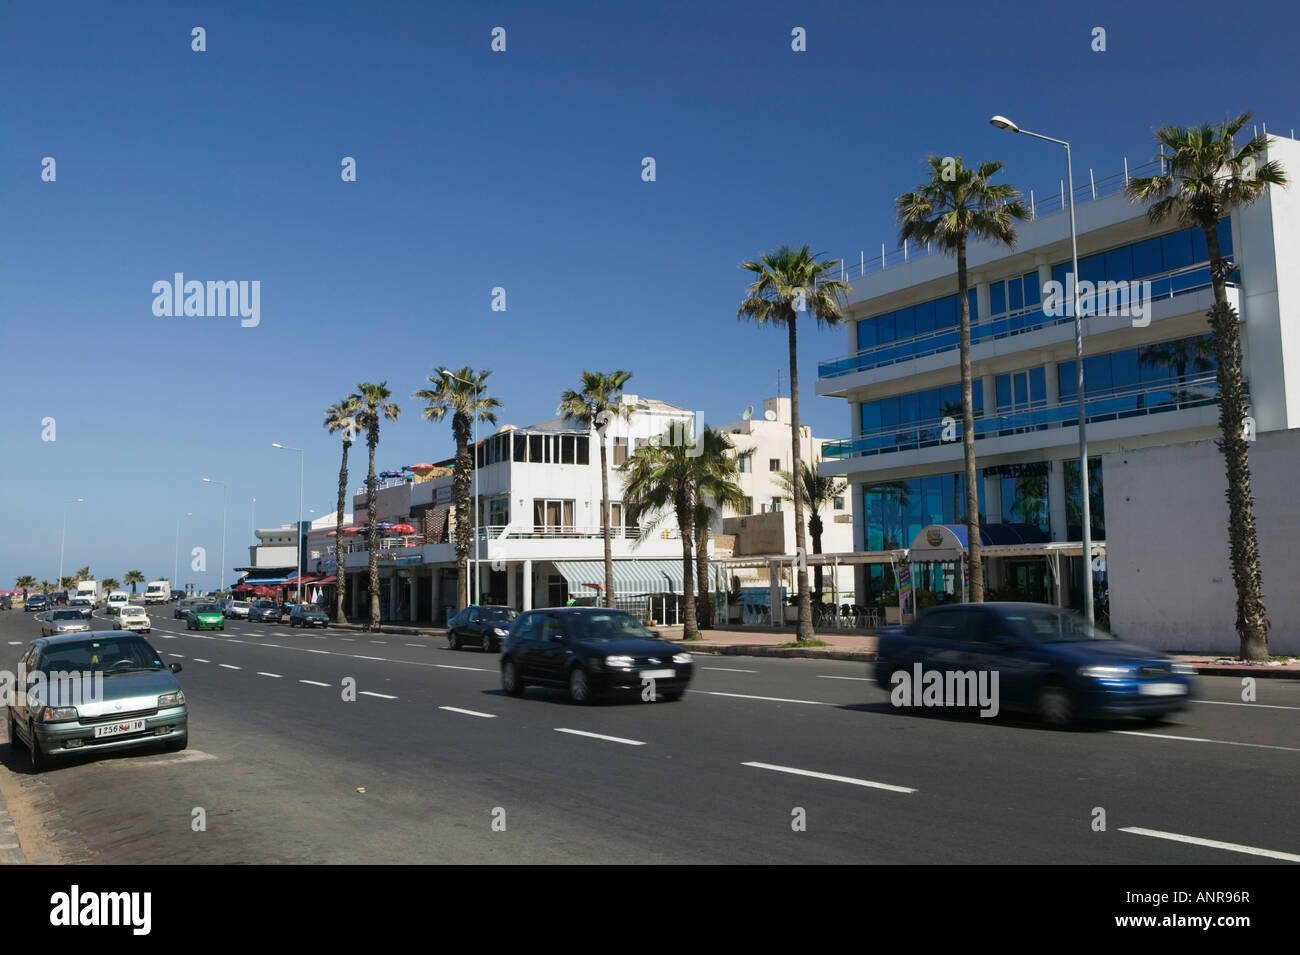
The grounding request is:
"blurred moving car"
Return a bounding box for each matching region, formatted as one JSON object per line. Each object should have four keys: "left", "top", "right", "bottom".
{"left": 174, "top": 597, "right": 202, "bottom": 620}
{"left": 114, "top": 606, "right": 152, "bottom": 634}
{"left": 289, "top": 605, "right": 328, "bottom": 629}
{"left": 499, "top": 608, "right": 692, "bottom": 704}
{"left": 170, "top": 590, "right": 186, "bottom": 601}
{"left": 105, "top": 591, "right": 131, "bottom": 616}
{"left": 0, "top": 595, "right": 12, "bottom": 611}
{"left": 67, "top": 597, "right": 94, "bottom": 620}
{"left": 447, "top": 605, "right": 519, "bottom": 652}
{"left": 8, "top": 632, "right": 187, "bottom": 771}
{"left": 185, "top": 603, "right": 225, "bottom": 631}
{"left": 248, "top": 600, "right": 281, "bottom": 623}
{"left": 25, "top": 595, "right": 50, "bottom": 613}
{"left": 874, "top": 602, "right": 1198, "bottom": 727}
{"left": 42, "top": 609, "right": 92, "bottom": 637}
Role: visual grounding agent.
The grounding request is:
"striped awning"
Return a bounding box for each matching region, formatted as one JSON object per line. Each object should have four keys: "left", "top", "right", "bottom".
{"left": 552, "top": 559, "right": 725, "bottom": 596}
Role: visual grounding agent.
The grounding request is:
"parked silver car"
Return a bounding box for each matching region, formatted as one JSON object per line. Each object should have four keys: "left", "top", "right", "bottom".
{"left": 41, "top": 609, "right": 92, "bottom": 637}
{"left": 221, "top": 599, "right": 251, "bottom": 619}
{"left": 7, "top": 632, "right": 188, "bottom": 771}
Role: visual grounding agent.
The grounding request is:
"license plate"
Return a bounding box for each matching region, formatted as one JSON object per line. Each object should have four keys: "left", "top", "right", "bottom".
{"left": 641, "top": 669, "right": 675, "bottom": 679}
{"left": 93, "top": 719, "right": 146, "bottom": 738}
{"left": 1140, "top": 682, "right": 1187, "bottom": 696}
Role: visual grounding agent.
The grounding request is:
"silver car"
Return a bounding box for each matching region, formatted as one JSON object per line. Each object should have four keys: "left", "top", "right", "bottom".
{"left": 67, "top": 597, "right": 94, "bottom": 620}
{"left": 42, "top": 609, "right": 92, "bottom": 637}
{"left": 7, "top": 632, "right": 188, "bottom": 772}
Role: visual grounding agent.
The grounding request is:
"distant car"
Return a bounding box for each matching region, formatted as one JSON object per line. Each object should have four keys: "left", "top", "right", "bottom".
{"left": 289, "top": 605, "right": 328, "bottom": 629}
{"left": 170, "top": 590, "right": 186, "bottom": 602}
{"left": 185, "top": 603, "right": 225, "bottom": 631}
{"left": 42, "top": 609, "right": 91, "bottom": 637}
{"left": 105, "top": 591, "right": 131, "bottom": 616}
{"left": 8, "top": 632, "right": 187, "bottom": 771}
{"left": 0, "top": 595, "right": 12, "bottom": 611}
{"left": 67, "top": 597, "right": 93, "bottom": 620}
{"left": 248, "top": 600, "right": 282, "bottom": 623}
{"left": 874, "top": 602, "right": 1198, "bottom": 727}
{"left": 25, "top": 595, "right": 50, "bottom": 613}
{"left": 222, "top": 600, "right": 251, "bottom": 620}
{"left": 174, "top": 597, "right": 203, "bottom": 620}
{"left": 114, "top": 606, "right": 152, "bottom": 634}
{"left": 499, "top": 608, "right": 693, "bottom": 704}
{"left": 448, "top": 605, "right": 519, "bottom": 652}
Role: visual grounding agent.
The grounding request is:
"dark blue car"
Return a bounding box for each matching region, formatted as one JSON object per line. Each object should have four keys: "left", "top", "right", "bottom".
{"left": 875, "top": 602, "right": 1197, "bottom": 727}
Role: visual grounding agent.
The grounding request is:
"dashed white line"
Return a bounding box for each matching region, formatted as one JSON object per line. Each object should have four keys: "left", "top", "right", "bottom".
{"left": 816, "top": 675, "right": 872, "bottom": 682}
{"left": 168, "top": 654, "right": 184, "bottom": 658}
{"left": 742, "top": 762, "right": 916, "bottom": 793}
{"left": 313, "top": 635, "right": 327, "bottom": 639}
{"left": 555, "top": 728, "right": 645, "bottom": 746}
{"left": 340, "top": 638, "right": 355, "bottom": 642}
{"left": 440, "top": 706, "right": 496, "bottom": 718}
{"left": 702, "top": 667, "right": 758, "bottom": 673}
{"left": 359, "top": 691, "right": 397, "bottom": 700}
{"left": 1192, "top": 699, "right": 1300, "bottom": 712}
{"left": 405, "top": 643, "right": 423, "bottom": 648}
{"left": 158, "top": 635, "right": 177, "bottom": 639}
{"left": 1113, "top": 730, "right": 1300, "bottom": 753}
{"left": 1120, "top": 827, "right": 1300, "bottom": 863}
{"left": 435, "top": 664, "right": 492, "bottom": 672}
{"left": 704, "top": 691, "right": 830, "bottom": 705}
{"left": 218, "top": 664, "right": 241, "bottom": 670}
{"left": 193, "top": 658, "right": 210, "bottom": 663}
{"left": 369, "top": 640, "right": 387, "bottom": 645}
{"left": 353, "top": 655, "right": 385, "bottom": 661}
{"left": 256, "top": 672, "right": 283, "bottom": 679}
{"left": 6, "top": 642, "right": 20, "bottom": 646}
{"left": 299, "top": 679, "right": 330, "bottom": 687}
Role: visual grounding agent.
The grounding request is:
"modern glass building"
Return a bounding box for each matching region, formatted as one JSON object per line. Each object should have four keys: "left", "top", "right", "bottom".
{"left": 817, "top": 134, "right": 1300, "bottom": 612}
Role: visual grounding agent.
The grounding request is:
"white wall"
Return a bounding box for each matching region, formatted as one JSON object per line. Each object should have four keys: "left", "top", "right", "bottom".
{"left": 1105, "top": 429, "right": 1300, "bottom": 654}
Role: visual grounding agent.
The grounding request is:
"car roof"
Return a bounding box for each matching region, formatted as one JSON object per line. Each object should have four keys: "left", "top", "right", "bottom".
{"left": 39, "top": 630, "right": 150, "bottom": 646}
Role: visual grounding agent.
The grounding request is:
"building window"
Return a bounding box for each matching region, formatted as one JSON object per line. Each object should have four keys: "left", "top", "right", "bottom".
{"left": 533, "top": 499, "right": 575, "bottom": 533}
{"left": 608, "top": 502, "right": 622, "bottom": 533}
{"left": 561, "top": 435, "right": 576, "bottom": 464}
{"left": 488, "top": 496, "right": 509, "bottom": 527}
{"left": 513, "top": 434, "right": 527, "bottom": 462}
{"left": 769, "top": 459, "right": 780, "bottom": 472}
{"left": 833, "top": 496, "right": 844, "bottom": 510}
{"left": 770, "top": 496, "right": 783, "bottom": 512}
{"left": 741, "top": 496, "right": 753, "bottom": 516}
{"left": 576, "top": 435, "right": 590, "bottom": 465}
{"left": 612, "top": 437, "right": 628, "bottom": 466}
{"left": 738, "top": 454, "right": 752, "bottom": 473}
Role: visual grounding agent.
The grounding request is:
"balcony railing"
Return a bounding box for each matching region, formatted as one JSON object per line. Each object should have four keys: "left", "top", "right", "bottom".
{"left": 824, "top": 374, "right": 1223, "bottom": 461}
{"left": 820, "top": 265, "right": 1230, "bottom": 379}
{"left": 342, "top": 524, "right": 659, "bottom": 553}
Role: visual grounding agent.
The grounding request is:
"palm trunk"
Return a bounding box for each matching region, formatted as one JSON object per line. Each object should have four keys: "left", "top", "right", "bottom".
{"left": 454, "top": 418, "right": 471, "bottom": 611}
{"left": 787, "top": 321, "right": 813, "bottom": 640}
{"left": 367, "top": 429, "right": 380, "bottom": 631}
{"left": 600, "top": 438, "right": 614, "bottom": 609}
{"left": 1205, "top": 225, "right": 1269, "bottom": 660}
{"left": 957, "top": 237, "right": 984, "bottom": 601}
{"left": 810, "top": 513, "right": 824, "bottom": 598}
{"left": 678, "top": 492, "right": 698, "bottom": 639}
{"left": 695, "top": 521, "right": 711, "bottom": 629}
{"left": 334, "top": 441, "right": 350, "bottom": 623}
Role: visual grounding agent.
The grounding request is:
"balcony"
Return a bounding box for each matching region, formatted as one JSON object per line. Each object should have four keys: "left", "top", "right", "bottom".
{"left": 824, "top": 374, "right": 1224, "bottom": 461}
{"left": 820, "top": 264, "right": 1231, "bottom": 380}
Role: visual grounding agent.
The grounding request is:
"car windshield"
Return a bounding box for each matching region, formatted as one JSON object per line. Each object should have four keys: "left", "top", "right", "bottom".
{"left": 70, "top": 599, "right": 89, "bottom": 606}
{"left": 232, "top": 602, "right": 249, "bottom": 609}
{"left": 38, "top": 636, "right": 164, "bottom": 673}
{"left": 481, "top": 608, "right": 518, "bottom": 622}
{"left": 1005, "top": 609, "right": 1116, "bottom": 643}
{"left": 52, "top": 610, "right": 83, "bottom": 621}
{"left": 195, "top": 604, "right": 220, "bottom": 613}
{"left": 123, "top": 606, "right": 145, "bottom": 614}
{"left": 569, "top": 612, "right": 653, "bottom": 641}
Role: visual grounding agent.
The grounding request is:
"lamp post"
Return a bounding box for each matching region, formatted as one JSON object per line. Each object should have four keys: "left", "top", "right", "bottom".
{"left": 251, "top": 498, "right": 256, "bottom": 546}
{"left": 202, "top": 478, "right": 229, "bottom": 595}
{"left": 440, "top": 369, "right": 480, "bottom": 604}
{"left": 990, "top": 115, "right": 1094, "bottom": 623}
{"left": 174, "top": 511, "right": 193, "bottom": 592}
{"left": 272, "top": 444, "right": 305, "bottom": 606}
{"left": 58, "top": 498, "right": 84, "bottom": 591}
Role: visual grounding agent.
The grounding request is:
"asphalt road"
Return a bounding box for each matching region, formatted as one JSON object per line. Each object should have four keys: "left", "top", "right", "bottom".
{"left": 1, "top": 606, "right": 1297, "bottom": 864}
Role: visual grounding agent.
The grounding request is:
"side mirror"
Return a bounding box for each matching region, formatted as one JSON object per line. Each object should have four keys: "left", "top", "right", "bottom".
{"left": 168, "top": 662, "right": 183, "bottom": 674}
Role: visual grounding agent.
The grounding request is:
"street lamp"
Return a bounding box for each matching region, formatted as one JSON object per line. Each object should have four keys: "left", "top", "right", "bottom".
{"left": 990, "top": 114, "right": 1095, "bottom": 623}
{"left": 174, "top": 511, "right": 193, "bottom": 592}
{"left": 58, "top": 498, "right": 84, "bottom": 590}
{"left": 440, "top": 369, "right": 481, "bottom": 604}
{"left": 202, "top": 478, "right": 229, "bottom": 594}
{"left": 251, "top": 497, "right": 256, "bottom": 546}
{"left": 272, "top": 443, "right": 305, "bottom": 606}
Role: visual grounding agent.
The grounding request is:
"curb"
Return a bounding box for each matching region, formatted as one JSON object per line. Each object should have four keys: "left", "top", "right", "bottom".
{"left": 0, "top": 805, "right": 25, "bottom": 866}
{"left": 1177, "top": 665, "right": 1300, "bottom": 681}
{"left": 674, "top": 644, "right": 876, "bottom": 662}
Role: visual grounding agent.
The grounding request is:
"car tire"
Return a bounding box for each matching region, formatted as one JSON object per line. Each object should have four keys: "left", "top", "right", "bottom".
{"left": 1035, "top": 683, "right": 1076, "bottom": 728}
{"left": 481, "top": 633, "right": 492, "bottom": 653}
{"left": 660, "top": 690, "right": 684, "bottom": 702}
{"left": 448, "top": 633, "right": 460, "bottom": 651}
{"left": 568, "top": 666, "right": 594, "bottom": 705}
{"left": 501, "top": 659, "right": 525, "bottom": 697}
{"left": 28, "top": 723, "right": 45, "bottom": 773}
{"left": 7, "top": 709, "right": 22, "bottom": 751}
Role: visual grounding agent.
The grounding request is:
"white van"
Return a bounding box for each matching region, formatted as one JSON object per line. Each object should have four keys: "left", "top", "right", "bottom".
{"left": 145, "top": 580, "right": 171, "bottom": 604}
{"left": 106, "top": 591, "right": 131, "bottom": 616}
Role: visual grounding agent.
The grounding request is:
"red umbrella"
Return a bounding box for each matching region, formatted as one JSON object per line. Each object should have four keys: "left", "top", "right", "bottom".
{"left": 345, "top": 527, "right": 365, "bottom": 535}
{"left": 389, "top": 524, "right": 415, "bottom": 534}
{"left": 327, "top": 531, "right": 337, "bottom": 537}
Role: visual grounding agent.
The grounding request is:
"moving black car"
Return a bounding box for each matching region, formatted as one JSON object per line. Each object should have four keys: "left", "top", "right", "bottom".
{"left": 447, "top": 605, "right": 518, "bottom": 652}
{"left": 500, "top": 608, "right": 692, "bottom": 704}
{"left": 25, "top": 595, "right": 50, "bottom": 612}
{"left": 289, "top": 604, "right": 328, "bottom": 628}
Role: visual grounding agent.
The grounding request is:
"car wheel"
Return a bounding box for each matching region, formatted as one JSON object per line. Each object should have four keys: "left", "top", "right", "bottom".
{"left": 481, "top": 633, "right": 492, "bottom": 652}
{"left": 448, "top": 632, "right": 460, "bottom": 651}
{"left": 7, "top": 709, "right": 23, "bottom": 751}
{"left": 28, "top": 723, "right": 45, "bottom": 773}
{"left": 1035, "top": 683, "right": 1076, "bottom": 728}
{"left": 568, "top": 666, "right": 594, "bottom": 705}
{"left": 660, "top": 690, "right": 684, "bottom": 702}
{"left": 501, "top": 659, "right": 525, "bottom": 697}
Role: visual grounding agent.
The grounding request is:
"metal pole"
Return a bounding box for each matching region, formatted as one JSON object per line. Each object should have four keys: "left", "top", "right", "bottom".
{"left": 1065, "top": 142, "right": 1095, "bottom": 624}
{"left": 297, "top": 452, "right": 304, "bottom": 605}
{"left": 220, "top": 483, "right": 228, "bottom": 594}
{"left": 473, "top": 386, "right": 480, "bottom": 603}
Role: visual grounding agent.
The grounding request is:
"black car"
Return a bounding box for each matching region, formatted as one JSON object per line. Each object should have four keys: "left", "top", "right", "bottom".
{"left": 0, "top": 595, "right": 11, "bottom": 611}
{"left": 25, "top": 595, "right": 50, "bottom": 613}
{"left": 289, "top": 604, "right": 328, "bottom": 628}
{"left": 500, "top": 608, "right": 693, "bottom": 704}
{"left": 170, "top": 590, "right": 186, "bottom": 601}
{"left": 447, "top": 605, "right": 519, "bottom": 652}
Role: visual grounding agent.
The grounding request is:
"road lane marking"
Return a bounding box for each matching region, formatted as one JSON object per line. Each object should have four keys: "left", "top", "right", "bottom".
{"left": 259, "top": 643, "right": 283, "bottom": 649}
{"left": 436, "top": 663, "right": 492, "bottom": 672}
{"left": 314, "top": 635, "right": 327, "bottom": 639}
{"left": 6, "top": 642, "right": 20, "bottom": 646}
{"left": 193, "top": 658, "right": 210, "bottom": 663}
{"left": 353, "top": 655, "right": 385, "bottom": 661}
{"left": 257, "top": 672, "right": 282, "bottom": 678}
{"left": 168, "top": 654, "right": 184, "bottom": 658}
{"left": 369, "top": 640, "right": 387, "bottom": 645}
{"left": 555, "top": 728, "right": 645, "bottom": 746}
{"left": 702, "top": 667, "right": 758, "bottom": 673}
{"left": 440, "top": 706, "right": 496, "bottom": 718}
{"left": 218, "top": 664, "right": 240, "bottom": 670}
{"left": 300, "top": 648, "right": 330, "bottom": 655}
{"left": 359, "top": 691, "right": 397, "bottom": 700}
{"left": 299, "top": 680, "right": 330, "bottom": 687}
{"left": 1192, "top": 699, "right": 1300, "bottom": 712}
{"left": 341, "top": 638, "right": 355, "bottom": 642}
{"left": 405, "top": 643, "right": 423, "bottom": 647}
{"left": 158, "top": 635, "right": 177, "bottom": 639}
{"left": 817, "top": 675, "right": 872, "bottom": 681}
{"left": 1113, "top": 730, "right": 1300, "bottom": 753}
{"left": 704, "top": 691, "right": 830, "bottom": 705}
{"left": 742, "top": 761, "right": 916, "bottom": 793}
{"left": 1120, "top": 827, "right": 1300, "bottom": 863}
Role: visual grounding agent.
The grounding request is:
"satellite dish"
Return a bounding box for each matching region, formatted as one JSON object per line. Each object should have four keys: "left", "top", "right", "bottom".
{"left": 763, "top": 409, "right": 777, "bottom": 421}
{"left": 742, "top": 406, "right": 754, "bottom": 421}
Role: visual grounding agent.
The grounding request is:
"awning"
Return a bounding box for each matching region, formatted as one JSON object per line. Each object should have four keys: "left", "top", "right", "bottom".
{"left": 552, "top": 559, "right": 701, "bottom": 596}
{"left": 243, "top": 577, "right": 289, "bottom": 586}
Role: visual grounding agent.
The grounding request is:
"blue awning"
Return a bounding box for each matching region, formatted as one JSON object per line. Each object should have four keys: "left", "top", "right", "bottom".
{"left": 244, "top": 576, "right": 289, "bottom": 586}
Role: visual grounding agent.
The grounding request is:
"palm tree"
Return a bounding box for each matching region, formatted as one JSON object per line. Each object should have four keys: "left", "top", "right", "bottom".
{"left": 102, "top": 577, "right": 120, "bottom": 593}
{"left": 74, "top": 567, "right": 90, "bottom": 581}
{"left": 351, "top": 382, "right": 401, "bottom": 631}
{"left": 413, "top": 367, "right": 500, "bottom": 611}
{"left": 691, "top": 430, "right": 745, "bottom": 628}
{"left": 324, "top": 395, "right": 363, "bottom": 623}
{"left": 15, "top": 575, "right": 35, "bottom": 602}
{"left": 897, "top": 156, "right": 1030, "bottom": 602}
{"left": 124, "top": 570, "right": 145, "bottom": 596}
{"left": 739, "top": 245, "right": 850, "bottom": 641}
{"left": 558, "top": 371, "right": 633, "bottom": 608}
{"left": 776, "top": 459, "right": 847, "bottom": 600}
{"left": 621, "top": 419, "right": 702, "bottom": 639}
{"left": 1128, "top": 114, "right": 1285, "bottom": 661}
{"left": 59, "top": 576, "right": 74, "bottom": 592}
{"left": 39, "top": 580, "right": 54, "bottom": 595}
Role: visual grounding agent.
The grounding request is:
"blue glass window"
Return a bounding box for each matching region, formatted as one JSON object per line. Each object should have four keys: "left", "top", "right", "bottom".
{"left": 1104, "top": 246, "right": 1133, "bottom": 282}
{"left": 936, "top": 295, "right": 959, "bottom": 330}
{"left": 990, "top": 282, "right": 1007, "bottom": 317}
{"left": 1161, "top": 230, "right": 1194, "bottom": 270}
{"left": 1023, "top": 271, "right": 1041, "bottom": 306}
{"left": 1131, "top": 237, "right": 1162, "bottom": 278}
{"left": 1008, "top": 277, "right": 1024, "bottom": 312}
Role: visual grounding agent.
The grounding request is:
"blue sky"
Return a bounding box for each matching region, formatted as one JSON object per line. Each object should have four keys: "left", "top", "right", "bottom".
{"left": 2, "top": 0, "right": 1297, "bottom": 589}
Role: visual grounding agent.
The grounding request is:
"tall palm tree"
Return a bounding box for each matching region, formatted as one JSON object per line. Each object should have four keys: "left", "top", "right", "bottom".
{"left": 124, "top": 570, "right": 145, "bottom": 596}
{"left": 776, "top": 459, "right": 847, "bottom": 600}
{"left": 897, "top": 156, "right": 1030, "bottom": 602}
{"left": 558, "top": 371, "right": 633, "bottom": 608}
{"left": 621, "top": 419, "right": 702, "bottom": 639}
{"left": 102, "top": 577, "right": 120, "bottom": 593}
{"left": 74, "top": 567, "right": 90, "bottom": 581}
{"left": 351, "top": 382, "right": 401, "bottom": 631}
{"left": 739, "top": 245, "right": 850, "bottom": 641}
{"left": 1128, "top": 114, "right": 1285, "bottom": 661}
{"left": 59, "top": 576, "right": 74, "bottom": 593}
{"left": 39, "top": 580, "right": 54, "bottom": 595}
{"left": 691, "top": 430, "right": 745, "bottom": 628}
{"left": 324, "top": 395, "right": 363, "bottom": 623}
{"left": 413, "top": 367, "right": 501, "bottom": 610}
{"left": 15, "top": 575, "right": 35, "bottom": 601}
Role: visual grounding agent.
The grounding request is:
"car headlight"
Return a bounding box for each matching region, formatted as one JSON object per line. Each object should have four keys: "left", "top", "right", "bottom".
{"left": 604, "top": 655, "right": 635, "bottom": 668}
{"left": 672, "top": 652, "right": 692, "bottom": 664}
{"left": 158, "top": 691, "right": 186, "bottom": 707}
{"left": 1172, "top": 663, "right": 1197, "bottom": 675}
{"left": 41, "top": 706, "right": 78, "bottom": 722}
{"left": 493, "top": 627, "right": 510, "bottom": 637}
{"left": 1078, "top": 665, "right": 1132, "bottom": 679}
